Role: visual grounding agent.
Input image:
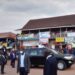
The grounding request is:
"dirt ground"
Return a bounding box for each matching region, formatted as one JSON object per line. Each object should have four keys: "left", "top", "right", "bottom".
{"left": 1, "top": 61, "right": 75, "bottom": 75}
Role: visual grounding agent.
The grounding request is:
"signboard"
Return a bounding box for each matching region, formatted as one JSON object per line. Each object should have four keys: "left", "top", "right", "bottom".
{"left": 67, "top": 32, "right": 75, "bottom": 37}
{"left": 65, "top": 37, "right": 75, "bottom": 43}
{"left": 71, "top": 42, "right": 75, "bottom": 48}
{"left": 23, "top": 41, "right": 38, "bottom": 46}
{"left": 2, "top": 43, "right": 7, "bottom": 47}
{"left": 17, "top": 34, "right": 38, "bottom": 41}
{"left": 56, "top": 37, "right": 64, "bottom": 42}
{"left": 39, "top": 32, "right": 50, "bottom": 38}
{"left": 39, "top": 38, "right": 49, "bottom": 44}
{"left": 18, "top": 36, "right": 31, "bottom": 40}
{"left": 27, "top": 34, "right": 34, "bottom": 38}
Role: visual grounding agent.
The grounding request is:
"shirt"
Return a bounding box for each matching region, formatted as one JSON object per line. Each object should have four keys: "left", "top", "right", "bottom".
{"left": 20, "top": 53, "right": 25, "bottom": 67}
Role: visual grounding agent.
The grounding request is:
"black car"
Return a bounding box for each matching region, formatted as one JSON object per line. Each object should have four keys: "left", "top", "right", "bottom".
{"left": 25, "top": 47, "right": 75, "bottom": 70}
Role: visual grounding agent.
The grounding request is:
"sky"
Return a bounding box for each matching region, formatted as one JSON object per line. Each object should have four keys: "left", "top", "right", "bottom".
{"left": 0, "top": 0, "right": 75, "bottom": 34}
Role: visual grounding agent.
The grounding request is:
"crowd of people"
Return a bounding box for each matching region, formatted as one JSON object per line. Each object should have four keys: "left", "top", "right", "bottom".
{"left": 0, "top": 46, "right": 16, "bottom": 74}
{"left": 0, "top": 43, "right": 75, "bottom": 75}
{"left": 0, "top": 45, "right": 31, "bottom": 75}
{"left": 58, "top": 43, "right": 75, "bottom": 55}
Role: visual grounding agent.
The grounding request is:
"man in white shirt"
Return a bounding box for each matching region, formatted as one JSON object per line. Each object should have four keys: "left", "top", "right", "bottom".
{"left": 17, "top": 46, "right": 31, "bottom": 75}
{"left": 20, "top": 51, "right": 25, "bottom": 67}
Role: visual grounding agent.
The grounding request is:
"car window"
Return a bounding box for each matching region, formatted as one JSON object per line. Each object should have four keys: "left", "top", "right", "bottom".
{"left": 37, "top": 49, "right": 45, "bottom": 56}
{"left": 25, "top": 48, "right": 50, "bottom": 56}
{"left": 30, "top": 50, "right": 38, "bottom": 56}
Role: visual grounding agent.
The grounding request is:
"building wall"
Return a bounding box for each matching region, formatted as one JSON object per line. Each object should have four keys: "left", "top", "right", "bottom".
{"left": 20, "top": 27, "right": 75, "bottom": 48}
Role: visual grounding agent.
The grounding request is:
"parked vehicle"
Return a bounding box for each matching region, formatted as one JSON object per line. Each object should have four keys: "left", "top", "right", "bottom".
{"left": 25, "top": 47, "right": 75, "bottom": 70}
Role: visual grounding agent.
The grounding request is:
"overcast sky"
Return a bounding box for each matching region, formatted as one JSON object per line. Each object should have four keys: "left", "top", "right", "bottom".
{"left": 0, "top": 0, "right": 75, "bottom": 34}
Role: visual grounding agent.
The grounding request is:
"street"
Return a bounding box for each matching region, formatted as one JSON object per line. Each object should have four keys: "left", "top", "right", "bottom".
{"left": 1, "top": 61, "right": 75, "bottom": 75}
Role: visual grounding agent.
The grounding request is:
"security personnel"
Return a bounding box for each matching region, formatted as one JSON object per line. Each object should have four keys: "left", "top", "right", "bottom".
{"left": 43, "top": 54, "right": 57, "bottom": 75}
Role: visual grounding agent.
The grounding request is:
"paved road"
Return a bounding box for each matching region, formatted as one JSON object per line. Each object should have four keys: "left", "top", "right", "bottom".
{"left": 1, "top": 61, "right": 75, "bottom": 75}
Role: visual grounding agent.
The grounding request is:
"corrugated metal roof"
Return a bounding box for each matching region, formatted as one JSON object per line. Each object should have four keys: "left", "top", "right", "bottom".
{"left": 22, "top": 14, "right": 75, "bottom": 31}
{"left": 0, "top": 32, "right": 16, "bottom": 39}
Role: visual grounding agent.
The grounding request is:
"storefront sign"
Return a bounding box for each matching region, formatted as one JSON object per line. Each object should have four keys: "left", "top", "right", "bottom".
{"left": 23, "top": 41, "right": 38, "bottom": 46}
{"left": 71, "top": 42, "right": 75, "bottom": 48}
{"left": 65, "top": 37, "right": 75, "bottom": 43}
{"left": 17, "top": 34, "right": 38, "bottom": 41}
{"left": 39, "top": 38, "right": 49, "bottom": 44}
{"left": 2, "top": 43, "right": 7, "bottom": 47}
{"left": 56, "top": 37, "right": 64, "bottom": 42}
{"left": 67, "top": 32, "right": 75, "bottom": 37}
{"left": 39, "top": 32, "right": 50, "bottom": 38}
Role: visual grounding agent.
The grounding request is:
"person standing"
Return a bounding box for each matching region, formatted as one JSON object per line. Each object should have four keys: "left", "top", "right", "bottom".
{"left": 43, "top": 54, "right": 57, "bottom": 75}
{"left": 1, "top": 46, "right": 7, "bottom": 58}
{"left": 17, "top": 46, "right": 31, "bottom": 75}
{"left": 64, "top": 44, "right": 73, "bottom": 54}
{"left": 10, "top": 48, "right": 16, "bottom": 68}
{"left": 59, "top": 45, "right": 64, "bottom": 53}
{"left": 0, "top": 51, "right": 7, "bottom": 74}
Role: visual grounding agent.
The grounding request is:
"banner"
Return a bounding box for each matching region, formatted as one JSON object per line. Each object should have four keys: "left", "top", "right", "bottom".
{"left": 23, "top": 41, "right": 38, "bottom": 46}
{"left": 67, "top": 32, "right": 75, "bottom": 37}
{"left": 39, "top": 38, "right": 49, "bottom": 44}
{"left": 65, "top": 37, "right": 75, "bottom": 43}
{"left": 56, "top": 37, "right": 64, "bottom": 42}
{"left": 39, "top": 32, "right": 50, "bottom": 38}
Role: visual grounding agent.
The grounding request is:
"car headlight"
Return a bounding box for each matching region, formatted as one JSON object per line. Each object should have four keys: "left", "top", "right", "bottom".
{"left": 64, "top": 56, "right": 73, "bottom": 60}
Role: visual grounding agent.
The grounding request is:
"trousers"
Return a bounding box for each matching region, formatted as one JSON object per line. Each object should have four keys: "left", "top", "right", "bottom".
{"left": 19, "top": 67, "right": 28, "bottom": 75}
{"left": 1, "top": 64, "right": 5, "bottom": 74}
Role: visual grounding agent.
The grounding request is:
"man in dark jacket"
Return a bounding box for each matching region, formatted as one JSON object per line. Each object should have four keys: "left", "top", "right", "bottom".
{"left": 0, "top": 50, "right": 7, "bottom": 74}
{"left": 1, "top": 46, "right": 7, "bottom": 57}
{"left": 17, "top": 46, "right": 31, "bottom": 75}
{"left": 10, "top": 48, "right": 16, "bottom": 68}
{"left": 43, "top": 54, "right": 57, "bottom": 75}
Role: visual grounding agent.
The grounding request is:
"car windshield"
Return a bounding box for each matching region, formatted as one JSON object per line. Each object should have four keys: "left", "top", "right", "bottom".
{"left": 25, "top": 47, "right": 63, "bottom": 56}
{"left": 25, "top": 48, "right": 46, "bottom": 56}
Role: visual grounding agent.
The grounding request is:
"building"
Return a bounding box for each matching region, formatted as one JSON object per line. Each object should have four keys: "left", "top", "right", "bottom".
{"left": 0, "top": 32, "right": 16, "bottom": 49}
{"left": 18, "top": 14, "right": 75, "bottom": 49}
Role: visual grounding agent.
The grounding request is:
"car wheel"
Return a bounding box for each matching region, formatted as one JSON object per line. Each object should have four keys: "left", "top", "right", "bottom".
{"left": 57, "top": 60, "right": 67, "bottom": 70}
